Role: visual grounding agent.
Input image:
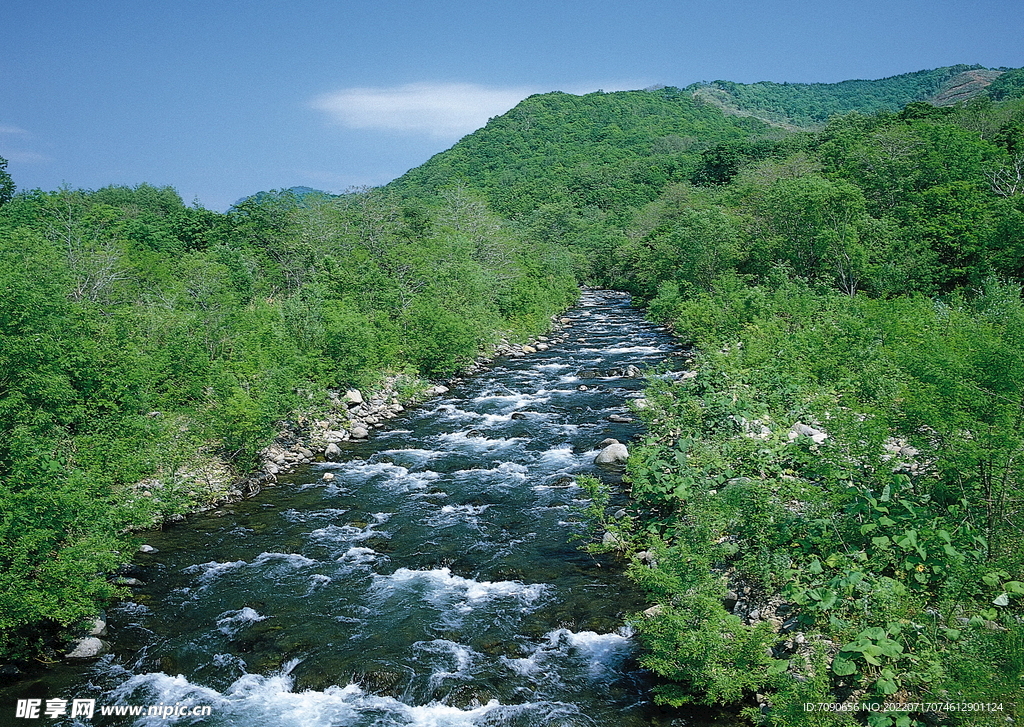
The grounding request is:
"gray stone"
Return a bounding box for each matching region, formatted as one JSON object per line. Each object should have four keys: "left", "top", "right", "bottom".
{"left": 324, "top": 443, "right": 342, "bottom": 461}
{"left": 137, "top": 544, "right": 158, "bottom": 554}
{"left": 350, "top": 426, "right": 369, "bottom": 440}
{"left": 602, "top": 531, "right": 625, "bottom": 548}
{"left": 87, "top": 615, "right": 107, "bottom": 637}
{"left": 65, "top": 637, "right": 109, "bottom": 659}
{"left": 595, "top": 442, "right": 629, "bottom": 464}
{"left": 344, "top": 389, "right": 364, "bottom": 406}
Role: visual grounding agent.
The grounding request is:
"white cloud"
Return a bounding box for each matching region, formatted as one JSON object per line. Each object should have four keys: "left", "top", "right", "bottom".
{"left": 312, "top": 82, "right": 541, "bottom": 139}
{"left": 1, "top": 150, "right": 49, "bottom": 163}
{"left": 312, "top": 81, "right": 651, "bottom": 139}
{"left": 0, "top": 125, "right": 29, "bottom": 135}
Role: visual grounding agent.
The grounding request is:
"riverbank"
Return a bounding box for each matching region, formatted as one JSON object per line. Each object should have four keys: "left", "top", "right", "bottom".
{"left": 588, "top": 280, "right": 1024, "bottom": 724}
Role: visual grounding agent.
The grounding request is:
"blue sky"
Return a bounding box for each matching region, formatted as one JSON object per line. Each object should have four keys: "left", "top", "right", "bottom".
{"left": 2, "top": 0, "right": 1021, "bottom": 210}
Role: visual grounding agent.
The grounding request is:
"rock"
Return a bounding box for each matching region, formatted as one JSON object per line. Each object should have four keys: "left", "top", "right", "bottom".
{"left": 622, "top": 364, "right": 642, "bottom": 378}
{"left": 596, "top": 438, "right": 620, "bottom": 448}
{"left": 510, "top": 412, "right": 528, "bottom": 420}
{"left": 595, "top": 442, "right": 629, "bottom": 464}
{"left": 643, "top": 605, "right": 663, "bottom": 618}
{"left": 535, "top": 342, "right": 549, "bottom": 350}
{"left": 521, "top": 345, "right": 537, "bottom": 354}
{"left": 789, "top": 422, "right": 828, "bottom": 444}
{"left": 343, "top": 389, "right": 364, "bottom": 406}
{"left": 324, "top": 443, "right": 342, "bottom": 461}
{"left": 607, "top": 414, "right": 633, "bottom": 423}
{"left": 65, "top": 637, "right": 110, "bottom": 659}
{"left": 263, "top": 462, "right": 280, "bottom": 475}
{"left": 137, "top": 544, "right": 158, "bottom": 554}
{"left": 560, "top": 318, "right": 571, "bottom": 324}
{"left": 350, "top": 426, "right": 369, "bottom": 440}
{"left": 632, "top": 398, "right": 650, "bottom": 410}
{"left": 322, "top": 472, "right": 335, "bottom": 481}
{"left": 87, "top": 615, "right": 107, "bottom": 637}
{"left": 602, "top": 531, "right": 626, "bottom": 548}
{"left": 115, "top": 577, "right": 144, "bottom": 587}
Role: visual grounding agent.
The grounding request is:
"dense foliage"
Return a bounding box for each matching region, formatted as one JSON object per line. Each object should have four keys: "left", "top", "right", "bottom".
{"left": 0, "top": 176, "right": 575, "bottom": 659}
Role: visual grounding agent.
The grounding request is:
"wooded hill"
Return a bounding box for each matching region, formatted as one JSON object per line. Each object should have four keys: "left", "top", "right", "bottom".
{"left": 2, "top": 64, "right": 1024, "bottom": 724}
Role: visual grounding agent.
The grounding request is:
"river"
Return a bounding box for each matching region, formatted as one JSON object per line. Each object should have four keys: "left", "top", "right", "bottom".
{"left": 5, "top": 290, "right": 734, "bottom": 727}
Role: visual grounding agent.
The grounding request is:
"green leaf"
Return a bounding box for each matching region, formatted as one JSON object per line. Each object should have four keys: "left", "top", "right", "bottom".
{"left": 875, "top": 674, "right": 900, "bottom": 695}
{"left": 861, "top": 626, "right": 887, "bottom": 640}
{"left": 832, "top": 655, "right": 858, "bottom": 676}
{"left": 993, "top": 592, "right": 1010, "bottom": 606}
{"left": 877, "top": 639, "right": 904, "bottom": 658}
{"left": 982, "top": 572, "right": 1003, "bottom": 587}
{"left": 767, "top": 659, "right": 789, "bottom": 675}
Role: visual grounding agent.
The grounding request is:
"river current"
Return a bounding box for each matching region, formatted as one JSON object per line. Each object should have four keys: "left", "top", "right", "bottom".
{"left": 7, "top": 290, "right": 732, "bottom": 727}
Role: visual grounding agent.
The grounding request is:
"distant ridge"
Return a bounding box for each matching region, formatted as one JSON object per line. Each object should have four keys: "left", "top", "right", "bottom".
{"left": 685, "top": 64, "right": 1020, "bottom": 128}
{"left": 232, "top": 186, "right": 335, "bottom": 209}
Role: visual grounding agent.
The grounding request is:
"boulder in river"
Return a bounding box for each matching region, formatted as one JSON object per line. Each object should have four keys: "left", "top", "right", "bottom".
{"left": 324, "top": 443, "right": 342, "bottom": 461}
{"left": 65, "top": 637, "right": 110, "bottom": 660}
{"left": 595, "top": 441, "right": 629, "bottom": 464}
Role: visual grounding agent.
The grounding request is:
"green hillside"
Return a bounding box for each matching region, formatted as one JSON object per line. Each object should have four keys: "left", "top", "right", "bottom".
{"left": 392, "top": 88, "right": 776, "bottom": 218}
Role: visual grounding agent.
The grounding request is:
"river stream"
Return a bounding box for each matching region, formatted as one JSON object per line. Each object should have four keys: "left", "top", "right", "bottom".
{"left": 4, "top": 290, "right": 735, "bottom": 727}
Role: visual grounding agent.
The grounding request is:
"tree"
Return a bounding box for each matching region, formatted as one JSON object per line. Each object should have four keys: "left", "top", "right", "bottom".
{"left": 0, "top": 156, "right": 14, "bottom": 208}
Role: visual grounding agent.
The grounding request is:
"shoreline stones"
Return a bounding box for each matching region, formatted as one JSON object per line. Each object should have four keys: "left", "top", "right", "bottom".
{"left": 241, "top": 306, "right": 580, "bottom": 494}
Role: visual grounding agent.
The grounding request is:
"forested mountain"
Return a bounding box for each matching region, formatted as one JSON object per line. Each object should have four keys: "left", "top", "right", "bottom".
{"left": 2, "top": 64, "right": 1024, "bottom": 724}
{"left": 392, "top": 87, "right": 777, "bottom": 218}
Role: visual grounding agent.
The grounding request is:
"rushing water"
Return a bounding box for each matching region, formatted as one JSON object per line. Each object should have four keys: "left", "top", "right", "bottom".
{"left": 5, "top": 290, "right": 735, "bottom": 727}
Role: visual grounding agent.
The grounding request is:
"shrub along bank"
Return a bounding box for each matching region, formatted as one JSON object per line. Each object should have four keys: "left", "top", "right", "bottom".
{"left": 585, "top": 275, "right": 1024, "bottom": 725}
